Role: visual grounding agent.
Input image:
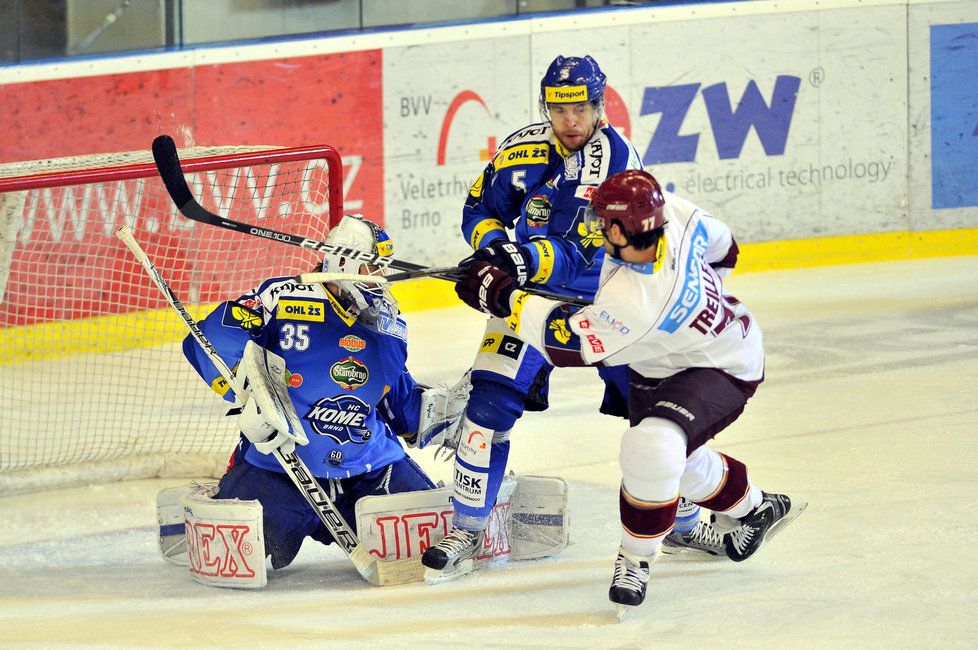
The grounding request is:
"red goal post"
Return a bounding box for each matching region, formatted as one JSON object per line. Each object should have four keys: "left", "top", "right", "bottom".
{"left": 0, "top": 144, "right": 344, "bottom": 495}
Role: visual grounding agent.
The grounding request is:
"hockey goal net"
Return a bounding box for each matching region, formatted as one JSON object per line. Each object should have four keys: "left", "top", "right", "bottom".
{"left": 0, "top": 144, "right": 343, "bottom": 495}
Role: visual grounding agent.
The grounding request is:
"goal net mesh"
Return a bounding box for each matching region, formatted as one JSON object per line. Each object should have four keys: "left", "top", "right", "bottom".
{"left": 0, "top": 144, "right": 342, "bottom": 494}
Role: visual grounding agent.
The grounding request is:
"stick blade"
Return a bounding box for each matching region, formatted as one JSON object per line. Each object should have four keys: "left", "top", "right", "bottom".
{"left": 151, "top": 135, "right": 193, "bottom": 208}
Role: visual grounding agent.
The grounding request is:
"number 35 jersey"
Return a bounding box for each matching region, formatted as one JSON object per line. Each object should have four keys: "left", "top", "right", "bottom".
{"left": 184, "top": 277, "right": 420, "bottom": 479}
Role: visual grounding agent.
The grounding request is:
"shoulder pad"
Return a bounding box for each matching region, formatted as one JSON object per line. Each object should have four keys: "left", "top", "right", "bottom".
{"left": 498, "top": 122, "right": 552, "bottom": 149}
{"left": 256, "top": 276, "right": 321, "bottom": 306}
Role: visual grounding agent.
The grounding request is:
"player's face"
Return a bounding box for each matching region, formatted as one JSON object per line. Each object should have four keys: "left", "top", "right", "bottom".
{"left": 357, "top": 261, "right": 385, "bottom": 284}
{"left": 548, "top": 101, "right": 598, "bottom": 151}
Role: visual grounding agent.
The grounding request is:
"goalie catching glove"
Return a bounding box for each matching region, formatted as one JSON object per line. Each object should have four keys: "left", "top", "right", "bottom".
{"left": 237, "top": 340, "right": 308, "bottom": 455}
{"left": 408, "top": 371, "right": 472, "bottom": 450}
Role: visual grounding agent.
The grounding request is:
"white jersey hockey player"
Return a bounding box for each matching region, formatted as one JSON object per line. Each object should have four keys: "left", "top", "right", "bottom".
{"left": 454, "top": 169, "right": 804, "bottom": 615}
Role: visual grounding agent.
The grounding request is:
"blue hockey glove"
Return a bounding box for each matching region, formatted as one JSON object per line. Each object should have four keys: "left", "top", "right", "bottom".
{"left": 455, "top": 261, "right": 515, "bottom": 318}
{"left": 460, "top": 241, "right": 530, "bottom": 287}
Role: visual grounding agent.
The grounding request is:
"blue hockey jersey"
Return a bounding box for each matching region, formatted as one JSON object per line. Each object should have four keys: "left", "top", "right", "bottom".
{"left": 184, "top": 278, "right": 422, "bottom": 479}
{"left": 460, "top": 120, "right": 642, "bottom": 300}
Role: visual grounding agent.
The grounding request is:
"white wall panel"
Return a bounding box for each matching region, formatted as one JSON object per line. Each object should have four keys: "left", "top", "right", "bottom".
{"left": 383, "top": 36, "right": 533, "bottom": 264}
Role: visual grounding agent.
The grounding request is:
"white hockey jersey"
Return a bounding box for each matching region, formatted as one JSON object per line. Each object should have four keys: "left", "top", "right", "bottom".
{"left": 511, "top": 191, "right": 764, "bottom": 382}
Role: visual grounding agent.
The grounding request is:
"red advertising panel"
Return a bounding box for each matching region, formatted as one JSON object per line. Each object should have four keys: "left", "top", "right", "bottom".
{"left": 0, "top": 49, "right": 382, "bottom": 222}
{"left": 0, "top": 50, "right": 382, "bottom": 330}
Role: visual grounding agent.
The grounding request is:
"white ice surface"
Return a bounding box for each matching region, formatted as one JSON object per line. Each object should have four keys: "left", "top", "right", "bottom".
{"left": 2, "top": 257, "right": 977, "bottom": 648}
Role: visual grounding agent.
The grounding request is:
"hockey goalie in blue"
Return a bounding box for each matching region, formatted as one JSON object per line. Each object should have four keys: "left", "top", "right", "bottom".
{"left": 183, "top": 215, "right": 467, "bottom": 569}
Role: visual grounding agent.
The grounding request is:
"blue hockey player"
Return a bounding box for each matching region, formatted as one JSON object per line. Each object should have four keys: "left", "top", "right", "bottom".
{"left": 184, "top": 215, "right": 467, "bottom": 571}
{"left": 422, "top": 54, "right": 700, "bottom": 578}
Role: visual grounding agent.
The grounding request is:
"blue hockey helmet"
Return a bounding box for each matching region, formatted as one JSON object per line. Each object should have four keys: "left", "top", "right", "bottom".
{"left": 539, "top": 55, "right": 607, "bottom": 108}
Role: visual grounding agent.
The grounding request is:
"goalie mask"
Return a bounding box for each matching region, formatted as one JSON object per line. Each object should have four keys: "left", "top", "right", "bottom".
{"left": 322, "top": 214, "right": 397, "bottom": 317}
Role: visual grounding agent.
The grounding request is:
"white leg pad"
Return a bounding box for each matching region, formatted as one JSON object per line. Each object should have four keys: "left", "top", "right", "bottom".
{"left": 509, "top": 474, "right": 570, "bottom": 560}
{"left": 156, "top": 482, "right": 267, "bottom": 589}
{"left": 354, "top": 473, "right": 567, "bottom": 581}
{"left": 355, "top": 475, "right": 516, "bottom": 581}
{"left": 157, "top": 485, "right": 194, "bottom": 566}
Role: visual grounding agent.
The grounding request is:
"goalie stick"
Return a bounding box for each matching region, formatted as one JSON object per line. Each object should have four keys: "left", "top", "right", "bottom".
{"left": 151, "top": 135, "right": 589, "bottom": 307}
{"left": 115, "top": 224, "right": 419, "bottom": 587}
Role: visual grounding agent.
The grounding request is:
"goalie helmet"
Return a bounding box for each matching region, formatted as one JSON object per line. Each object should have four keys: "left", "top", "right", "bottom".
{"left": 585, "top": 170, "right": 666, "bottom": 247}
{"left": 322, "top": 214, "right": 397, "bottom": 316}
{"left": 539, "top": 55, "right": 607, "bottom": 115}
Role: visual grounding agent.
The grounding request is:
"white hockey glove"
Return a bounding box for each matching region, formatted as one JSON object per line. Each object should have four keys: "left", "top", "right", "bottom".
{"left": 412, "top": 371, "right": 471, "bottom": 450}
{"left": 237, "top": 341, "right": 308, "bottom": 455}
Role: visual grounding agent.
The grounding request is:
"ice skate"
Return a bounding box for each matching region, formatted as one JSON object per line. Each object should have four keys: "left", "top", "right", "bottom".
{"left": 422, "top": 527, "right": 481, "bottom": 583}
{"left": 609, "top": 548, "right": 652, "bottom": 621}
{"left": 723, "top": 492, "right": 807, "bottom": 562}
{"left": 661, "top": 519, "right": 725, "bottom": 557}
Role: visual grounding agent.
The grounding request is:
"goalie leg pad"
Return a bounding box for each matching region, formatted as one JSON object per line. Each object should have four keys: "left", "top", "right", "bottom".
{"left": 157, "top": 482, "right": 267, "bottom": 589}
{"left": 509, "top": 474, "right": 570, "bottom": 560}
{"left": 157, "top": 484, "right": 195, "bottom": 566}
{"left": 183, "top": 482, "right": 267, "bottom": 589}
{"left": 354, "top": 473, "right": 567, "bottom": 578}
{"left": 355, "top": 475, "right": 518, "bottom": 583}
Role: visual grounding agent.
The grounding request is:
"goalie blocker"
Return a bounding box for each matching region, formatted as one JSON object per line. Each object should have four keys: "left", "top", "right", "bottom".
{"left": 157, "top": 473, "right": 568, "bottom": 588}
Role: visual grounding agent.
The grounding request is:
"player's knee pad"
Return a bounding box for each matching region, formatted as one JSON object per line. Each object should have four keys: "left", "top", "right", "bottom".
{"left": 466, "top": 379, "right": 526, "bottom": 431}
{"left": 619, "top": 418, "right": 688, "bottom": 500}
{"left": 678, "top": 444, "right": 725, "bottom": 502}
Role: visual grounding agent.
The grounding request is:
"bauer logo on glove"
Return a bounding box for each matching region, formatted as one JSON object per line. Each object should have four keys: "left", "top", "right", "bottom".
{"left": 455, "top": 262, "right": 516, "bottom": 319}
{"left": 460, "top": 240, "right": 531, "bottom": 287}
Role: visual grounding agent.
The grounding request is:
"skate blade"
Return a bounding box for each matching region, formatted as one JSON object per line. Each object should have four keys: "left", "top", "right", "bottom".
{"left": 615, "top": 604, "right": 631, "bottom": 622}
{"left": 660, "top": 544, "right": 723, "bottom": 559}
{"left": 423, "top": 558, "right": 474, "bottom": 585}
{"left": 765, "top": 499, "right": 808, "bottom": 545}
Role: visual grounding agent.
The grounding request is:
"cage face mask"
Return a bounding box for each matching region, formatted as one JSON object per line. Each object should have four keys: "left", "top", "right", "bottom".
{"left": 322, "top": 214, "right": 397, "bottom": 316}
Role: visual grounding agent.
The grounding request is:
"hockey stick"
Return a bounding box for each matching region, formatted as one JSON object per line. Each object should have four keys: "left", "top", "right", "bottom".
{"left": 296, "top": 272, "right": 388, "bottom": 285}
{"left": 115, "top": 224, "right": 421, "bottom": 587}
{"left": 151, "top": 135, "right": 589, "bottom": 307}
{"left": 298, "top": 266, "right": 458, "bottom": 285}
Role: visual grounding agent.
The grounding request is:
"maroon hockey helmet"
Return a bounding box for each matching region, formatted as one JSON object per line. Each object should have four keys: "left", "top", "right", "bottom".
{"left": 585, "top": 170, "right": 666, "bottom": 241}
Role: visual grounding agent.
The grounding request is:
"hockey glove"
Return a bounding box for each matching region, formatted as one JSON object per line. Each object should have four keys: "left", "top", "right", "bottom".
{"left": 412, "top": 371, "right": 471, "bottom": 449}
{"left": 455, "top": 261, "right": 516, "bottom": 318}
{"left": 237, "top": 341, "right": 308, "bottom": 455}
{"left": 238, "top": 397, "right": 302, "bottom": 455}
{"left": 460, "top": 241, "right": 531, "bottom": 287}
